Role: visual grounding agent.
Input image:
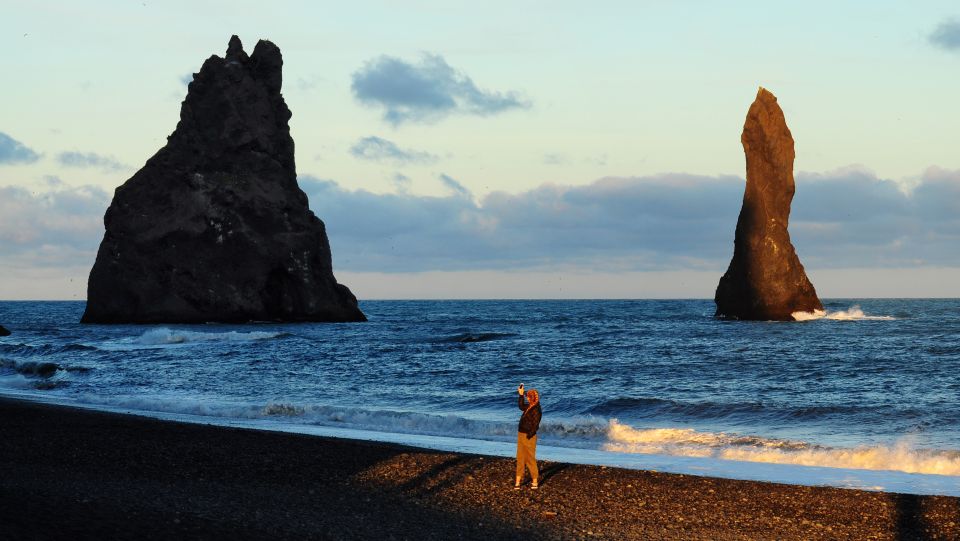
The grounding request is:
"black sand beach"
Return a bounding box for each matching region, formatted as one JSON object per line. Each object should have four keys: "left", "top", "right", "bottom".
{"left": 1, "top": 397, "right": 958, "bottom": 540}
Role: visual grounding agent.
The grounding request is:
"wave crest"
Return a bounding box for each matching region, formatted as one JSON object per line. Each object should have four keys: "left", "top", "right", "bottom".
{"left": 0, "top": 359, "right": 91, "bottom": 378}
{"left": 20, "top": 391, "right": 958, "bottom": 477}
{"left": 603, "top": 420, "right": 960, "bottom": 476}
{"left": 136, "top": 328, "right": 287, "bottom": 346}
{"left": 792, "top": 305, "right": 895, "bottom": 322}
{"left": 262, "top": 403, "right": 305, "bottom": 416}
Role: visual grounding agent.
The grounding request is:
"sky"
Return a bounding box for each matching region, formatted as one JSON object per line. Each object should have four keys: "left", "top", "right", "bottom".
{"left": 1, "top": 1, "right": 959, "bottom": 300}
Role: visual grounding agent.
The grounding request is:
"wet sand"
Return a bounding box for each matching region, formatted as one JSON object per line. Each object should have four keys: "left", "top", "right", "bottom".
{"left": 1, "top": 397, "right": 958, "bottom": 540}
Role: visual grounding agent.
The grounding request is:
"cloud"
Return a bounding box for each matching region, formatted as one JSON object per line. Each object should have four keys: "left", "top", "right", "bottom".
{"left": 0, "top": 184, "right": 107, "bottom": 298}
{"left": 439, "top": 173, "right": 471, "bottom": 198}
{"left": 57, "top": 151, "right": 130, "bottom": 172}
{"left": 0, "top": 184, "right": 109, "bottom": 272}
{"left": 351, "top": 53, "right": 530, "bottom": 125}
{"left": 0, "top": 132, "right": 41, "bottom": 165}
{"left": 43, "top": 175, "right": 64, "bottom": 187}
{"left": 392, "top": 173, "right": 412, "bottom": 192}
{"left": 301, "top": 168, "right": 960, "bottom": 273}
{"left": 929, "top": 18, "right": 960, "bottom": 51}
{"left": 913, "top": 167, "right": 960, "bottom": 218}
{"left": 3, "top": 168, "right": 959, "bottom": 297}
{"left": 349, "top": 136, "right": 439, "bottom": 165}
{"left": 301, "top": 173, "right": 744, "bottom": 272}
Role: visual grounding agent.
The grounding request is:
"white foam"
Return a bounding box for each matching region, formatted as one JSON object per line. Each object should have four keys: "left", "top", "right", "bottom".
{"left": 603, "top": 421, "right": 960, "bottom": 476}
{"left": 0, "top": 373, "right": 37, "bottom": 390}
{"left": 792, "top": 305, "right": 895, "bottom": 322}
{"left": 133, "top": 328, "right": 284, "bottom": 346}
{"left": 33, "top": 392, "right": 960, "bottom": 477}
{"left": 60, "top": 394, "right": 522, "bottom": 439}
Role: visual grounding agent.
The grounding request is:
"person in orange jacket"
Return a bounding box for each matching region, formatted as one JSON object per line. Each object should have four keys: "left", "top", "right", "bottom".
{"left": 515, "top": 383, "right": 542, "bottom": 490}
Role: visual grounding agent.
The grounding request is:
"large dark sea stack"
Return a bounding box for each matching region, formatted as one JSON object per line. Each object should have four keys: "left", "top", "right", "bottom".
{"left": 714, "top": 88, "right": 822, "bottom": 321}
{"left": 82, "top": 36, "right": 365, "bottom": 324}
{"left": 0, "top": 325, "right": 10, "bottom": 337}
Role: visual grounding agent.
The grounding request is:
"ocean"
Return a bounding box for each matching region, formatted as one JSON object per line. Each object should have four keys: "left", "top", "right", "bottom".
{"left": 2, "top": 299, "right": 959, "bottom": 496}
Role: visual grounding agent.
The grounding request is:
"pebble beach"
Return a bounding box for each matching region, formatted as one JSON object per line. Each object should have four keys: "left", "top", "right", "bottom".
{"left": 2, "top": 397, "right": 958, "bottom": 540}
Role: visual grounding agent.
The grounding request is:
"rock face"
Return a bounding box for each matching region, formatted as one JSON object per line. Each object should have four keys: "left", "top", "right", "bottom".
{"left": 715, "top": 88, "right": 822, "bottom": 321}
{"left": 0, "top": 325, "right": 9, "bottom": 337}
{"left": 82, "top": 36, "right": 365, "bottom": 324}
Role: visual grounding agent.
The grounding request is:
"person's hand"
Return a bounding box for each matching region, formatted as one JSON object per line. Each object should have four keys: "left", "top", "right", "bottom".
{"left": 518, "top": 384, "right": 524, "bottom": 395}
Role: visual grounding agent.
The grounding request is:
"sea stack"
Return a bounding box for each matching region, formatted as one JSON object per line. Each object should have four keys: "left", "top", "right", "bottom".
{"left": 0, "top": 325, "right": 10, "bottom": 337}
{"left": 82, "top": 36, "right": 365, "bottom": 324}
{"left": 714, "top": 88, "right": 822, "bottom": 321}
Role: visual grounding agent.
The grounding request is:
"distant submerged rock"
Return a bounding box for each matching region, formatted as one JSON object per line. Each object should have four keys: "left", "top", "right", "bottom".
{"left": 82, "top": 36, "right": 365, "bottom": 324}
{"left": 0, "top": 325, "right": 9, "bottom": 337}
{"left": 714, "top": 88, "right": 822, "bottom": 321}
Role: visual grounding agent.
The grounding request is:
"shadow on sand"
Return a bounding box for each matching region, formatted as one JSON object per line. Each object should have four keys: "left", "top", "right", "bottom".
{"left": 0, "top": 398, "right": 537, "bottom": 540}
{"left": 894, "top": 493, "right": 928, "bottom": 541}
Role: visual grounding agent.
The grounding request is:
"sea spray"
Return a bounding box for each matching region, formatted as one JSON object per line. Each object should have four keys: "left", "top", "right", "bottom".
{"left": 792, "top": 305, "right": 896, "bottom": 322}
{"left": 602, "top": 420, "right": 960, "bottom": 476}
{"left": 136, "top": 328, "right": 286, "bottom": 345}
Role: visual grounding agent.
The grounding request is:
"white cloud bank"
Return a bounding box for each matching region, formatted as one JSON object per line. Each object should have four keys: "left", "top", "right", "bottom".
{"left": 304, "top": 167, "right": 960, "bottom": 273}
{"left": 1, "top": 167, "right": 958, "bottom": 299}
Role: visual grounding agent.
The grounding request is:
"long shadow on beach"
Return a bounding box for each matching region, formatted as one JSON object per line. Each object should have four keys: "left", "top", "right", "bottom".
{"left": 538, "top": 462, "right": 570, "bottom": 486}
{"left": 399, "top": 454, "right": 483, "bottom": 494}
{"left": 0, "top": 399, "right": 538, "bottom": 541}
{"left": 398, "top": 456, "right": 569, "bottom": 495}
{"left": 894, "top": 493, "right": 929, "bottom": 541}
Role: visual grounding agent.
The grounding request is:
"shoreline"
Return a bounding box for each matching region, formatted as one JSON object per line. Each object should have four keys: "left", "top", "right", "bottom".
{"left": 2, "top": 396, "right": 958, "bottom": 539}
{"left": 6, "top": 390, "right": 959, "bottom": 498}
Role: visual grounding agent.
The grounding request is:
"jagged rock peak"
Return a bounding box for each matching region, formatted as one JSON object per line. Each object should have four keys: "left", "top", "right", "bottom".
{"left": 714, "top": 87, "right": 822, "bottom": 321}
{"left": 225, "top": 35, "right": 249, "bottom": 63}
{"left": 0, "top": 325, "right": 10, "bottom": 337}
{"left": 169, "top": 35, "right": 293, "bottom": 176}
{"left": 249, "top": 39, "right": 283, "bottom": 94}
{"left": 81, "top": 36, "right": 365, "bottom": 324}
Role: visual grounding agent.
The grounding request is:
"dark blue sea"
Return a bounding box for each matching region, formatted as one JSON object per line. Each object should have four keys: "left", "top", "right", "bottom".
{"left": 2, "top": 299, "right": 959, "bottom": 495}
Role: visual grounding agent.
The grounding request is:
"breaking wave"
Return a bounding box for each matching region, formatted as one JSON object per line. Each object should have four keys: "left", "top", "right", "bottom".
{"left": 262, "top": 403, "right": 305, "bottom": 416}
{"left": 0, "top": 359, "right": 91, "bottom": 378}
{"left": 792, "top": 305, "right": 896, "bottom": 322}
{"left": 603, "top": 421, "right": 960, "bottom": 476}
{"left": 0, "top": 359, "right": 91, "bottom": 391}
{"left": 135, "top": 328, "right": 288, "bottom": 346}
{"left": 24, "top": 389, "right": 958, "bottom": 477}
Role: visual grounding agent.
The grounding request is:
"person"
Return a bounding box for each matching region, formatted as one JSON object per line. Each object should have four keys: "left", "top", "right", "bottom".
{"left": 515, "top": 383, "right": 541, "bottom": 490}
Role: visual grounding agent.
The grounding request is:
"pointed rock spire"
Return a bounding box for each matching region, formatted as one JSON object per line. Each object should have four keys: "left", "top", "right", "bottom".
{"left": 81, "top": 36, "right": 365, "bottom": 323}
{"left": 250, "top": 39, "right": 282, "bottom": 94}
{"left": 714, "top": 88, "right": 823, "bottom": 321}
{"left": 225, "top": 35, "right": 248, "bottom": 63}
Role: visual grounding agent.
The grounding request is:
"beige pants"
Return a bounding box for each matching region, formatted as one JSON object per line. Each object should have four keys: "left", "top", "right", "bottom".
{"left": 516, "top": 432, "right": 539, "bottom": 480}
